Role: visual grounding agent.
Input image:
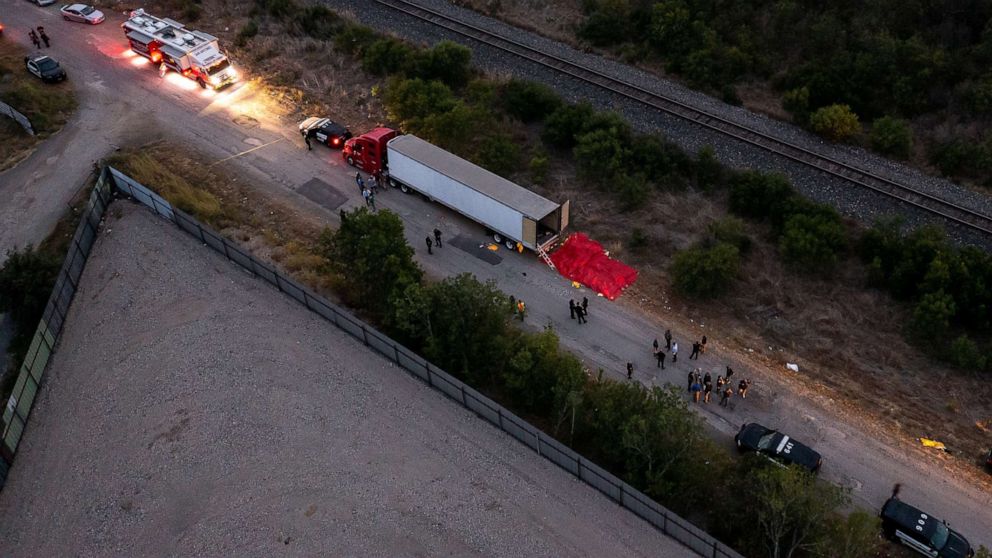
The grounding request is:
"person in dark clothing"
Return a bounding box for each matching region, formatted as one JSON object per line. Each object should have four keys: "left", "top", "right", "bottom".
{"left": 656, "top": 350, "right": 665, "bottom": 369}
{"left": 355, "top": 172, "right": 364, "bottom": 193}
{"left": 664, "top": 329, "right": 672, "bottom": 350}
{"left": 720, "top": 386, "right": 733, "bottom": 407}
{"left": 425, "top": 236, "right": 433, "bottom": 254}
{"left": 38, "top": 27, "right": 49, "bottom": 48}
{"left": 576, "top": 306, "right": 587, "bottom": 324}
{"left": 700, "top": 335, "right": 708, "bottom": 354}
{"left": 652, "top": 338, "right": 659, "bottom": 354}
{"left": 569, "top": 299, "right": 576, "bottom": 319}
{"left": 626, "top": 362, "right": 633, "bottom": 380}
{"left": 738, "top": 378, "right": 750, "bottom": 398}
{"left": 433, "top": 228, "right": 442, "bottom": 247}
{"left": 581, "top": 296, "right": 589, "bottom": 315}
{"left": 703, "top": 381, "right": 713, "bottom": 403}
{"left": 689, "top": 341, "right": 700, "bottom": 360}
{"left": 703, "top": 371, "right": 711, "bottom": 386}
{"left": 725, "top": 366, "right": 734, "bottom": 383}
{"left": 29, "top": 30, "right": 41, "bottom": 49}
{"left": 687, "top": 371, "right": 694, "bottom": 392}
{"left": 303, "top": 132, "right": 312, "bottom": 150}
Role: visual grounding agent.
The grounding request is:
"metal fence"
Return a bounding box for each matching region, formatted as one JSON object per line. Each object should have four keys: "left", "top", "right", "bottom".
{"left": 0, "top": 167, "right": 742, "bottom": 558}
{"left": 1, "top": 168, "right": 113, "bottom": 486}
{"left": 0, "top": 100, "right": 35, "bottom": 136}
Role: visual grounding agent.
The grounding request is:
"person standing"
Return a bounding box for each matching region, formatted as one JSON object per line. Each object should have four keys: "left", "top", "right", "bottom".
{"left": 569, "top": 299, "right": 576, "bottom": 320}
{"left": 689, "top": 341, "right": 700, "bottom": 360}
{"left": 703, "top": 380, "right": 713, "bottom": 404}
{"left": 686, "top": 371, "right": 694, "bottom": 392}
{"left": 690, "top": 380, "right": 702, "bottom": 403}
{"left": 664, "top": 329, "right": 672, "bottom": 350}
{"left": 433, "top": 228, "right": 442, "bottom": 248}
{"left": 671, "top": 341, "right": 679, "bottom": 363}
{"left": 29, "top": 30, "right": 40, "bottom": 49}
{"left": 38, "top": 27, "right": 50, "bottom": 48}
{"left": 725, "top": 366, "right": 734, "bottom": 384}
{"left": 368, "top": 191, "right": 376, "bottom": 212}
{"left": 516, "top": 300, "right": 526, "bottom": 321}
{"left": 700, "top": 335, "right": 708, "bottom": 354}
{"left": 656, "top": 350, "right": 665, "bottom": 369}
{"left": 703, "top": 371, "right": 711, "bottom": 386}
{"left": 425, "top": 236, "right": 433, "bottom": 255}
{"left": 720, "top": 386, "right": 733, "bottom": 407}
{"left": 355, "top": 172, "right": 364, "bottom": 194}
{"left": 581, "top": 296, "right": 589, "bottom": 316}
{"left": 738, "top": 378, "right": 750, "bottom": 399}
{"left": 716, "top": 375, "right": 725, "bottom": 390}
{"left": 303, "top": 131, "right": 312, "bottom": 151}
{"left": 626, "top": 362, "right": 633, "bottom": 380}
{"left": 576, "top": 305, "right": 587, "bottom": 324}
{"left": 652, "top": 338, "right": 659, "bottom": 354}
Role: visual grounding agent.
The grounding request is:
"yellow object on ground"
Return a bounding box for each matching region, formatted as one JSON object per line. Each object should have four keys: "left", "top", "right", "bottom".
{"left": 919, "top": 438, "right": 946, "bottom": 450}
{"left": 486, "top": 244, "right": 499, "bottom": 251}
{"left": 572, "top": 281, "right": 581, "bottom": 288}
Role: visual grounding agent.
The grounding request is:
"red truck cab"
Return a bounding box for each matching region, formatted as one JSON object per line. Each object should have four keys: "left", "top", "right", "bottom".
{"left": 342, "top": 127, "right": 400, "bottom": 174}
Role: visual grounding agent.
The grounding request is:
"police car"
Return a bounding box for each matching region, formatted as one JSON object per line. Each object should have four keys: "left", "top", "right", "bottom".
{"left": 299, "top": 117, "right": 351, "bottom": 149}
{"left": 881, "top": 495, "right": 973, "bottom": 557}
{"left": 735, "top": 423, "right": 822, "bottom": 472}
{"left": 24, "top": 55, "right": 67, "bottom": 83}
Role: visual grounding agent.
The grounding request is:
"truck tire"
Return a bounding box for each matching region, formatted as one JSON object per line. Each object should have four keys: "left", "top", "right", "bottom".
{"left": 197, "top": 77, "right": 206, "bottom": 89}
{"left": 505, "top": 240, "right": 516, "bottom": 251}
{"left": 493, "top": 233, "right": 503, "bottom": 243}
{"left": 399, "top": 183, "right": 410, "bottom": 194}
{"left": 346, "top": 155, "right": 355, "bottom": 167}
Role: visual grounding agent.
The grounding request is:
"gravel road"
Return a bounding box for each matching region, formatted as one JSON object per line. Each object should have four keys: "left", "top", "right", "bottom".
{"left": 1, "top": 2, "right": 989, "bottom": 550}
{"left": 322, "top": 0, "right": 992, "bottom": 248}
{"left": 0, "top": 204, "right": 693, "bottom": 557}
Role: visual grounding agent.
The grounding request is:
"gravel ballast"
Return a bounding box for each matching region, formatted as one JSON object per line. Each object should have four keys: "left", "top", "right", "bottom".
{"left": 0, "top": 203, "right": 693, "bottom": 557}
{"left": 325, "top": 0, "right": 992, "bottom": 247}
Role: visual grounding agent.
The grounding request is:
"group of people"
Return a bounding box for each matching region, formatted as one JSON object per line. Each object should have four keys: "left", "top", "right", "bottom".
{"left": 687, "top": 368, "right": 751, "bottom": 407}
{"left": 28, "top": 27, "right": 51, "bottom": 50}
{"left": 425, "top": 228, "right": 442, "bottom": 254}
{"left": 568, "top": 297, "right": 589, "bottom": 324}
{"left": 355, "top": 172, "right": 380, "bottom": 212}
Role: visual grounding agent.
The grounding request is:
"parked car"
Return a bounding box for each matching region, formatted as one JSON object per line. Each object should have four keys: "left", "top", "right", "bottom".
{"left": 28, "top": 0, "right": 57, "bottom": 6}
{"left": 735, "top": 422, "right": 822, "bottom": 472}
{"left": 59, "top": 4, "right": 105, "bottom": 24}
{"left": 24, "top": 55, "right": 66, "bottom": 82}
{"left": 985, "top": 448, "right": 992, "bottom": 470}
{"left": 299, "top": 117, "right": 351, "bottom": 148}
{"left": 881, "top": 494, "right": 973, "bottom": 558}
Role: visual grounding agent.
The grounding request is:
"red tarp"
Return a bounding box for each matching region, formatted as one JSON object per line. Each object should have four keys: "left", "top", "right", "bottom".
{"left": 549, "top": 233, "right": 638, "bottom": 300}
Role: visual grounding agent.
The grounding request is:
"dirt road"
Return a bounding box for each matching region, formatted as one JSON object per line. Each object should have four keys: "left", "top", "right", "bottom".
{"left": 0, "top": 2, "right": 989, "bottom": 547}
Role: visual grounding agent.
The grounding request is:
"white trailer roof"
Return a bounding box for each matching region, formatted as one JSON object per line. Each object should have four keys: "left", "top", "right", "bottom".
{"left": 388, "top": 135, "right": 561, "bottom": 220}
{"left": 123, "top": 9, "right": 220, "bottom": 58}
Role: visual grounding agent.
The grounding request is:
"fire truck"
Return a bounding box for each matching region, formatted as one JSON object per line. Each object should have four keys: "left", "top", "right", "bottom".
{"left": 122, "top": 9, "right": 238, "bottom": 89}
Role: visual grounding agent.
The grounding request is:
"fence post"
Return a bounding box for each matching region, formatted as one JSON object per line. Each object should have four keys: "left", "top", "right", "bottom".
{"left": 535, "top": 431, "right": 541, "bottom": 456}
{"left": 619, "top": 482, "right": 624, "bottom": 506}
{"left": 196, "top": 222, "right": 206, "bottom": 244}
{"left": 460, "top": 385, "right": 466, "bottom": 406}
{"left": 497, "top": 408, "right": 503, "bottom": 429}
{"left": 222, "top": 239, "right": 231, "bottom": 260}
{"left": 360, "top": 325, "right": 369, "bottom": 346}
{"left": 712, "top": 542, "right": 718, "bottom": 558}
{"left": 425, "top": 362, "right": 433, "bottom": 386}
{"left": 393, "top": 343, "right": 399, "bottom": 363}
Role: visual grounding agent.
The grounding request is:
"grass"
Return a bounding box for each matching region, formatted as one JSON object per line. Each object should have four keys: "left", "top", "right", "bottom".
{"left": 0, "top": 37, "right": 77, "bottom": 171}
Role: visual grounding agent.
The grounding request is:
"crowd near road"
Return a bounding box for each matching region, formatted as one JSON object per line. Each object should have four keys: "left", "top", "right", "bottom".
{"left": 0, "top": 0, "right": 990, "bottom": 553}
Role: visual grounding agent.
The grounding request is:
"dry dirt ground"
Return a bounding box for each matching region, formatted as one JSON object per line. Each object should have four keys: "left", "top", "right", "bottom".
{"left": 0, "top": 203, "right": 693, "bottom": 557}
{"left": 101, "top": 0, "right": 992, "bottom": 489}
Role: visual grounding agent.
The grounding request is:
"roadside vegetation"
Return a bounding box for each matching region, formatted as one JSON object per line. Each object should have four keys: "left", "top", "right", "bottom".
{"left": 0, "top": 36, "right": 77, "bottom": 171}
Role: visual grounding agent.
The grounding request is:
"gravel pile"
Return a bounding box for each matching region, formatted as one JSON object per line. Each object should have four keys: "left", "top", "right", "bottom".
{"left": 0, "top": 203, "right": 691, "bottom": 557}
{"left": 325, "top": 0, "right": 992, "bottom": 247}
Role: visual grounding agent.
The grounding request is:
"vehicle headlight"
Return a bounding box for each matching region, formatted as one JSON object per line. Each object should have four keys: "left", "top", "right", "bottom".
{"left": 228, "top": 68, "right": 238, "bottom": 80}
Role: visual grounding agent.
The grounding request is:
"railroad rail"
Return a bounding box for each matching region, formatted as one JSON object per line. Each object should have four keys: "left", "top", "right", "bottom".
{"left": 372, "top": 0, "right": 992, "bottom": 237}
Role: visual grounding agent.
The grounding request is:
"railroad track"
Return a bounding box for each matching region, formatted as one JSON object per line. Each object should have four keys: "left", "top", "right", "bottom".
{"left": 372, "top": 0, "right": 992, "bottom": 237}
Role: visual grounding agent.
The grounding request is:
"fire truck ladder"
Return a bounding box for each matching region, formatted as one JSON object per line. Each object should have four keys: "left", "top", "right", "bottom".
{"left": 537, "top": 246, "right": 556, "bottom": 271}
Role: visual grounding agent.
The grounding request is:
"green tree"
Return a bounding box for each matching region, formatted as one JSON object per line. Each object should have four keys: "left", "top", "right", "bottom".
{"left": 809, "top": 104, "right": 861, "bottom": 142}
{"left": 783, "top": 86, "right": 811, "bottom": 124}
{"left": 382, "top": 78, "right": 457, "bottom": 127}
{"left": 0, "top": 246, "right": 60, "bottom": 329}
{"left": 542, "top": 102, "right": 596, "bottom": 148}
{"left": 573, "top": 128, "right": 631, "bottom": 185}
{"left": 728, "top": 171, "right": 796, "bottom": 221}
{"left": 501, "top": 80, "right": 563, "bottom": 123}
{"left": 500, "top": 328, "right": 586, "bottom": 420}
{"left": 476, "top": 133, "right": 520, "bottom": 177}
{"left": 694, "top": 145, "right": 724, "bottom": 191}
{"left": 317, "top": 208, "right": 422, "bottom": 320}
{"left": 529, "top": 149, "right": 549, "bottom": 185}
{"left": 909, "top": 289, "right": 956, "bottom": 342}
{"left": 362, "top": 38, "right": 415, "bottom": 76}
{"left": 414, "top": 41, "right": 473, "bottom": 88}
{"left": 948, "top": 335, "right": 988, "bottom": 371}
{"left": 707, "top": 217, "right": 751, "bottom": 253}
{"left": 334, "top": 24, "right": 377, "bottom": 55}
{"left": 812, "top": 510, "right": 881, "bottom": 558}
{"left": 779, "top": 212, "right": 847, "bottom": 271}
{"left": 869, "top": 116, "right": 913, "bottom": 159}
{"left": 670, "top": 242, "right": 741, "bottom": 298}
{"left": 747, "top": 464, "right": 849, "bottom": 558}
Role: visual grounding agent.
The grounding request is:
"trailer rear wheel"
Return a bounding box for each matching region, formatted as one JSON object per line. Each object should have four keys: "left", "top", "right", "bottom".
{"left": 399, "top": 183, "right": 410, "bottom": 193}
{"left": 493, "top": 233, "right": 503, "bottom": 243}
{"left": 505, "top": 240, "right": 516, "bottom": 251}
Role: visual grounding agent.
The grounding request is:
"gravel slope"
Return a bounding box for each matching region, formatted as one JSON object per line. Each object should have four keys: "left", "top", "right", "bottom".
{"left": 0, "top": 204, "right": 693, "bottom": 558}
{"left": 325, "top": 0, "right": 992, "bottom": 247}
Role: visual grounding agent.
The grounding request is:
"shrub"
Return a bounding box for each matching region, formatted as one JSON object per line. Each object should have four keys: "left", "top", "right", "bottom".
{"left": 909, "top": 289, "right": 956, "bottom": 342}
{"left": 413, "top": 41, "right": 473, "bottom": 88}
{"left": 707, "top": 217, "right": 751, "bottom": 253}
{"left": 929, "top": 139, "right": 990, "bottom": 177}
{"left": 292, "top": 5, "right": 343, "bottom": 40}
{"left": 814, "top": 511, "right": 882, "bottom": 558}
{"left": 501, "top": 80, "right": 563, "bottom": 123}
{"left": 476, "top": 133, "right": 520, "bottom": 177}
{"left": 630, "top": 135, "right": 691, "bottom": 184}
{"left": 728, "top": 171, "right": 796, "bottom": 221}
{"left": 0, "top": 245, "right": 60, "bottom": 329}
{"left": 870, "top": 116, "right": 913, "bottom": 159}
{"left": 179, "top": 0, "right": 202, "bottom": 21}
{"left": 948, "top": 335, "right": 988, "bottom": 371}
{"left": 573, "top": 127, "right": 630, "bottom": 185}
{"left": 255, "top": 0, "right": 297, "bottom": 19}
{"left": 783, "top": 86, "right": 811, "bottom": 123}
{"left": 694, "top": 145, "right": 724, "bottom": 191}
{"left": 809, "top": 104, "right": 861, "bottom": 142}
{"left": 334, "top": 24, "right": 377, "bottom": 55}
{"left": 613, "top": 172, "right": 651, "bottom": 209}
{"left": 362, "top": 38, "right": 415, "bottom": 76}
{"left": 542, "top": 102, "right": 596, "bottom": 148}
{"left": 779, "top": 212, "right": 847, "bottom": 271}
{"left": 965, "top": 76, "right": 992, "bottom": 115}
{"left": 671, "top": 242, "right": 741, "bottom": 298}
{"left": 235, "top": 20, "right": 259, "bottom": 47}
{"left": 382, "top": 78, "right": 457, "bottom": 126}
{"left": 529, "top": 150, "right": 549, "bottom": 185}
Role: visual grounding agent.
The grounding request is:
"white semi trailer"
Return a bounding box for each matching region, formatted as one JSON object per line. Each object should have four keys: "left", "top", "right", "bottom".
{"left": 384, "top": 135, "right": 569, "bottom": 254}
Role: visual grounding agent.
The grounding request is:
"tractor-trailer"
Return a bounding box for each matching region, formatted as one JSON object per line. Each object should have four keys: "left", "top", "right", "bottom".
{"left": 382, "top": 135, "right": 568, "bottom": 253}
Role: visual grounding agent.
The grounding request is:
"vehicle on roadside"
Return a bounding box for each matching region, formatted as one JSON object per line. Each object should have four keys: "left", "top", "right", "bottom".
{"left": 122, "top": 9, "right": 238, "bottom": 90}
{"left": 985, "top": 447, "right": 992, "bottom": 471}
{"left": 24, "top": 55, "right": 67, "bottom": 82}
{"left": 881, "top": 492, "right": 973, "bottom": 558}
{"left": 734, "top": 422, "right": 822, "bottom": 472}
{"left": 299, "top": 117, "right": 351, "bottom": 148}
{"left": 343, "top": 128, "right": 570, "bottom": 254}
{"left": 28, "top": 0, "right": 57, "bottom": 6}
{"left": 60, "top": 4, "right": 105, "bottom": 24}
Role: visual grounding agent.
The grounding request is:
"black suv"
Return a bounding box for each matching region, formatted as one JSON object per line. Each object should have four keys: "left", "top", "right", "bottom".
{"left": 25, "top": 55, "right": 67, "bottom": 83}
{"left": 881, "top": 496, "right": 973, "bottom": 558}
{"left": 299, "top": 117, "right": 351, "bottom": 148}
{"left": 735, "top": 423, "right": 822, "bottom": 472}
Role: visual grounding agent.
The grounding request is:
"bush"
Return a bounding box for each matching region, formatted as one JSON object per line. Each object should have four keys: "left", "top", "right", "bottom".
{"left": 0, "top": 245, "right": 60, "bottom": 329}
{"left": 476, "top": 133, "right": 520, "bottom": 177}
{"left": 292, "top": 5, "right": 343, "bottom": 40}
{"left": 929, "top": 139, "right": 991, "bottom": 177}
{"left": 948, "top": 335, "right": 988, "bottom": 371}
{"left": 255, "top": 0, "right": 297, "bottom": 19}
{"left": 671, "top": 242, "right": 741, "bottom": 298}
{"left": 573, "top": 127, "right": 630, "bottom": 185}
{"left": 382, "top": 77, "right": 457, "bottom": 126}
{"left": 779, "top": 212, "right": 847, "bottom": 271}
{"left": 809, "top": 104, "right": 861, "bottom": 142}
{"left": 630, "top": 135, "right": 691, "bottom": 184}
{"left": 542, "top": 102, "right": 596, "bottom": 148}
{"left": 694, "top": 145, "right": 724, "bottom": 191}
{"left": 413, "top": 41, "right": 473, "bottom": 88}
{"left": 965, "top": 76, "right": 992, "bottom": 115}
{"left": 814, "top": 511, "right": 882, "bottom": 558}
{"left": 908, "top": 289, "right": 956, "bottom": 342}
{"left": 334, "top": 24, "right": 378, "bottom": 55}
{"left": 783, "top": 86, "right": 811, "bottom": 123}
{"left": 529, "top": 150, "right": 549, "bottom": 185}
{"left": 234, "top": 20, "right": 259, "bottom": 47}
{"left": 728, "top": 171, "right": 796, "bottom": 221}
{"left": 501, "top": 80, "right": 563, "bottom": 123}
{"left": 362, "top": 38, "right": 415, "bottom": 76}
{"left": 707, "top": 217, "right": 751, "bottom": 253}
{"left": 870, "top": 116, "right": 913, "bottom": 159}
